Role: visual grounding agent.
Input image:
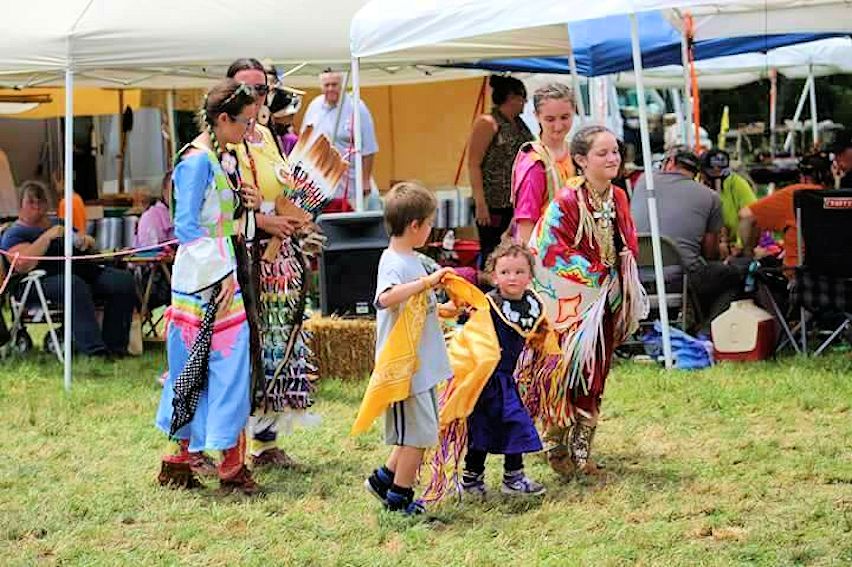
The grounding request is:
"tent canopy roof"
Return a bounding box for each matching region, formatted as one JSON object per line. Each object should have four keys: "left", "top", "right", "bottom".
{"left": 351, "top": 0, "right": 852, "bottom": 62}
{"left": 444, "top": 11, "right": 845, "bottom": 77}
{"left": 613, "top": 36, "right": 852, "bottom": 89}
{"left": 0, "top": 0, "right": 374, "bottom": 88}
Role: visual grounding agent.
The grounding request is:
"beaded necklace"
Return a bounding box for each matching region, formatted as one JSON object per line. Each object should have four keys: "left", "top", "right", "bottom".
{"left": 573, "top": 179, "right": 617, "bottom": 267}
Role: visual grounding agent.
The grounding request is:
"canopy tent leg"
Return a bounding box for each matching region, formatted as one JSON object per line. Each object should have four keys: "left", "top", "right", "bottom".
{"left": 769, "top": 69, "right": 778, "bottom": 158}
{"left": 671, "top": 88, "right": 687, "bottom": 148}
{"left": 351, "top": 56, "right": 364, "bottom": 212}
{"left": 565, "top": 26, "right": 587, "bottom": 122}
{"left": 783, "top": 75, "right": 812, "bottom": 155}
{"left": 808, "top": 65, "right": 818, "bottom": 149}
{"left": 679, "top": 18, "right": 694, "bottom": 148}
{"left": 63, "top": 66, "right": 74, "bottom": 391}
{"left": 166, "top": 89, "right": 177, "bottom": 159}
{"left": 630, "top": 13, "right": 673, "bottom": 369}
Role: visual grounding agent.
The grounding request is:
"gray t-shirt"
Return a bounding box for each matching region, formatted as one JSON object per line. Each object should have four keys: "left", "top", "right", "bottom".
{"left": 374, "top": 248, "right": 452, "bottom": 395}
{"left": 631, "top": 171, "right": 723, "bottom": 271}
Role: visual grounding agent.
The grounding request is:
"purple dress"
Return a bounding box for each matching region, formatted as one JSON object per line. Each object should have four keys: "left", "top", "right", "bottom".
{"left": 467, "top": 291, "right": 543, "bottom": 455}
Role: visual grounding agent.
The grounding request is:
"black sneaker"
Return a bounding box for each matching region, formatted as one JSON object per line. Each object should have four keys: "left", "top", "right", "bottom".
{"left": 364, "top": 469, "right": 391, "bottom": 505}
{"left": 386, "top": 489, "right": 425, "bottom": 516}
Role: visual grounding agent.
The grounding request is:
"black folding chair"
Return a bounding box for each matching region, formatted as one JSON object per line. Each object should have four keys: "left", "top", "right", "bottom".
{"left": 793, "top": 189, "right": 852, "bottom": 355}
{"left": 635, "top": 233, "right": 697, "bottom": 330}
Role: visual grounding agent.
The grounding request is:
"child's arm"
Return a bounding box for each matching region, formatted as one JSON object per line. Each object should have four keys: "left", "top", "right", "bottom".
{"left": 378, "top": 266, "right": 454, "bottom": 309}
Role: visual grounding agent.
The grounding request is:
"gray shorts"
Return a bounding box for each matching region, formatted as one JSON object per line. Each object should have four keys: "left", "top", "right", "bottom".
{"left": 384, "top": 387, "right": 439, "bottom": 449}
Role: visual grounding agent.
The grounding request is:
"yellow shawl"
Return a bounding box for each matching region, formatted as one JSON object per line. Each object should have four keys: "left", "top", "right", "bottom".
{"left": 351, "top": 273, "right": 501, "bottom": 435}
{"left": 350, "top": 288, "right": 428, "bottom": 435}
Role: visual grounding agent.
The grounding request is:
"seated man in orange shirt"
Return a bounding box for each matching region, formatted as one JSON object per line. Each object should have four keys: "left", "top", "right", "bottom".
{"left": 738, "top": 152, "right": 834, "bottom": 275}
{"left": 57, "top": 191, "right": 87, "bottom": 234}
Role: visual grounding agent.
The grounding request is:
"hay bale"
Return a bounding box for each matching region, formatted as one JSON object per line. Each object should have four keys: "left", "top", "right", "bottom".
{"left": 305, "top": 315, "right": 376, "bottom": 381}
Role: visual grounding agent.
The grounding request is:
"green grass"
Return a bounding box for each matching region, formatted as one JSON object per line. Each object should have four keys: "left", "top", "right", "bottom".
{"left": 1, "top": 347, "right": 851, "bottom": 566}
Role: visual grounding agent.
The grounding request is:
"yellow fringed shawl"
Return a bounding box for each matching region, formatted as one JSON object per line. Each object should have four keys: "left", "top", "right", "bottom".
{"left": 350, "top": 273, "right": 506, "bottom": 435}
{"left": 350, "top": 289, "right": 428, "bottom": 435}
{"left": 437, "top": 276, "right": 500, "bottom": 424}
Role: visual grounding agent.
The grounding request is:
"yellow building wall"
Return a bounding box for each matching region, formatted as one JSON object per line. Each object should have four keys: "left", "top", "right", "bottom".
{"left": 293, "top": 77, "right": 485, "bottom": 192}
{"left": 0, "top": 88, "right": 141, "bottom": 119}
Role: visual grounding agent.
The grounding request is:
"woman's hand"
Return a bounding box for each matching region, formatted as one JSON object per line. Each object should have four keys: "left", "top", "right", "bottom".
{"left": 257, "top": 214, "right": 303, "bottom": 238}
{"left": 42, "top": 225, "right": 65, "bottom": 242}
{"left": 75, "top": 234, "right": 97, "bottom": 251}
{"left": 240, "top": 184, "right": 261, "bottom": 210}
{"left": 215, "top": 274, "right": 237, "bottom": 316}
{"left": 474, "top": 198, "right": 491, "bottom": 226}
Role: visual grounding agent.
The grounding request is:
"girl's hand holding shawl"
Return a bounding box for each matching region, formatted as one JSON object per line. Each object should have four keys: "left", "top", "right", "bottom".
{"left": 215, "top": 274, "right": 237, "bottom": 317}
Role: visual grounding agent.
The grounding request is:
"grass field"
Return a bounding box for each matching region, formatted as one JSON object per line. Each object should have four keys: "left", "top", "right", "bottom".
{"left": 1, "top": 347, "right": 851, "bottom": 566}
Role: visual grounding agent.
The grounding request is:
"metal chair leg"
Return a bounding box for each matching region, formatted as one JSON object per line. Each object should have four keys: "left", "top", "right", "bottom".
{"left": 813, "top": 319, "right": 851, "bottom": 357}
{"left": 33, "top": 279, "right": 63, "bottom": 363}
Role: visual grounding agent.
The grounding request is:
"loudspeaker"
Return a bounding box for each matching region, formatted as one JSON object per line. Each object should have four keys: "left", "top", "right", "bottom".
{"left": 317, "top": 211, "right": 388, "bottom": 317}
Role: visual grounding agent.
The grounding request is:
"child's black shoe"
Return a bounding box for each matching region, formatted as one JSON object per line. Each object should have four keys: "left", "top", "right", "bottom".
{"left": 386, "top": 488, "right": 425, "bottom": 516}
{"left": 364, "top": 466, "right": 394, "bottom": 505}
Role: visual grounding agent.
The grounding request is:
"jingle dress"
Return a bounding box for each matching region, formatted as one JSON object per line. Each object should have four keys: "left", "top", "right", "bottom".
{"left": 155, "top": 144, "right": 250, "bottom": 453}
{"left": 234, "top": 124, "right": 317, "bottom": 455}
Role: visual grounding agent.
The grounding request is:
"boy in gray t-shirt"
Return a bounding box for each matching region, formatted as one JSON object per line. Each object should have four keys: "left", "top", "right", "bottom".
{"left": 363, "top": 182, "right": 453, "bottom": 516}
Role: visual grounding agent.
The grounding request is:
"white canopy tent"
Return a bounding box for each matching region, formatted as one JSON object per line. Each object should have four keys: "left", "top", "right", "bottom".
{"left": 0, "top": 0, "right": 492, "bottom": 90}
{"left": 617, "top": 36, "right": 852, "bottom": 88}
{"left": 350, "top": 0, "right": 852, "bottom": 369}
{"left": 351, "top": 0, "right": 851, "bottom": 62}
{"left": 0, "top": 0, "right": 380, "bottom": 390}
{"left": 615, "top": 36, "right": 852, "bottom": 148}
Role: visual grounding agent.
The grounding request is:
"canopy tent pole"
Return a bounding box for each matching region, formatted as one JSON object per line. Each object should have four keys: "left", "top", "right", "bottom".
{"left": 630, "top": 12, "right": 673, "bottom": 369}
{"left": 565, "top": 27, "right": 587, "bottom": 122}
{"left": 608, "top": 78, "right": 624, "bottom": 139}
{"left": 165, "top": 89, "right": 177, "bottom": 159}
{"left": 807, "top": 65, "right": 819, "bottom": 148}
{"left": 783, "top": 76, "right": 812, "bottom": 154}
{"left": 769, "top": 69, "right": 778, "bottom": 158}
{"left": 588, "top": 79, "right": 599, "bottom": 123}
{"left": 679, "top": 15, "right": 694, "bottom": 148}
{"left": 671, "top": 88, "right": 687, "bottom": 147}
{"left": 351, "top": 56, "right": 364, "bottom": 212}
{"left": 63, "top": 65, "right": 74, "bottom": 391}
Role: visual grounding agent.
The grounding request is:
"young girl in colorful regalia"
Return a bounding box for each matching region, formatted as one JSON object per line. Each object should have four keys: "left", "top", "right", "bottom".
{"left": 423, "top": 242, "right": 558, "bottom": 502}
{"left": 527, "top": 125, "right": 648, "bottom": 479}
{"left": 155, "top": 79, "right": 263, "bottom": 495}
{"left": 511, "top": 83, "right": 577, "bottom": 245}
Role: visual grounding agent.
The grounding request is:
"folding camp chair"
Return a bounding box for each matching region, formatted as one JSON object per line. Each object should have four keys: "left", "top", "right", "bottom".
{"left": 615, "top": 234, "right": 699, "bottom": 357}
{"left": 635, "top": 233, "right": 697, "bottom": 330}
{"left": 126, "top": 252, "right": 172, "bottom": 339}
{"left": 752, "top": 263, "right": 802, "bottom": 355}
{"left": 793, "top": 189, "right": 852, "bottom": 355}
{"left": 6, "top": 269, "right": 65, "bottom": 362}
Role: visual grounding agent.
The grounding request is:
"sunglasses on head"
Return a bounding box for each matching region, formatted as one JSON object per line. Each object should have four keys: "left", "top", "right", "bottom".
{"left": 221, "top": 81, "right": 257, "bottom": 106}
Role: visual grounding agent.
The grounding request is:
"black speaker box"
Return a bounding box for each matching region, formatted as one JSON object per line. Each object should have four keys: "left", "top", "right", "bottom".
{"left": 316, "top": 211, "right": 388, "bottom": 317}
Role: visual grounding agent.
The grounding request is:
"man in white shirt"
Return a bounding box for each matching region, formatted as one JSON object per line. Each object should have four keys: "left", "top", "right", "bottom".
{"left": 301, "top": 70, "right": 379, "bottom": 203}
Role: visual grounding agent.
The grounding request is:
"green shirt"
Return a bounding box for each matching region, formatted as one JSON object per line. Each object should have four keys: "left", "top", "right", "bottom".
{"left": 719, "top": 173, "right": 757, "bottom": 243}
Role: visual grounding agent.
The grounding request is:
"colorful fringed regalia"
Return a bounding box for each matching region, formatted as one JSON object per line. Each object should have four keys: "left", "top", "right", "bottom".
{"left": 525, "top": 177, "right": 648, "bottom": 476}
{"left": 236, "top": 123, "right": 347, "bottom": 461}
{"left": 420, "top": 277, "right": 559, "bottom": 503}
{"left": 155, "top": 142, "right": 253, "bottom": 487}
